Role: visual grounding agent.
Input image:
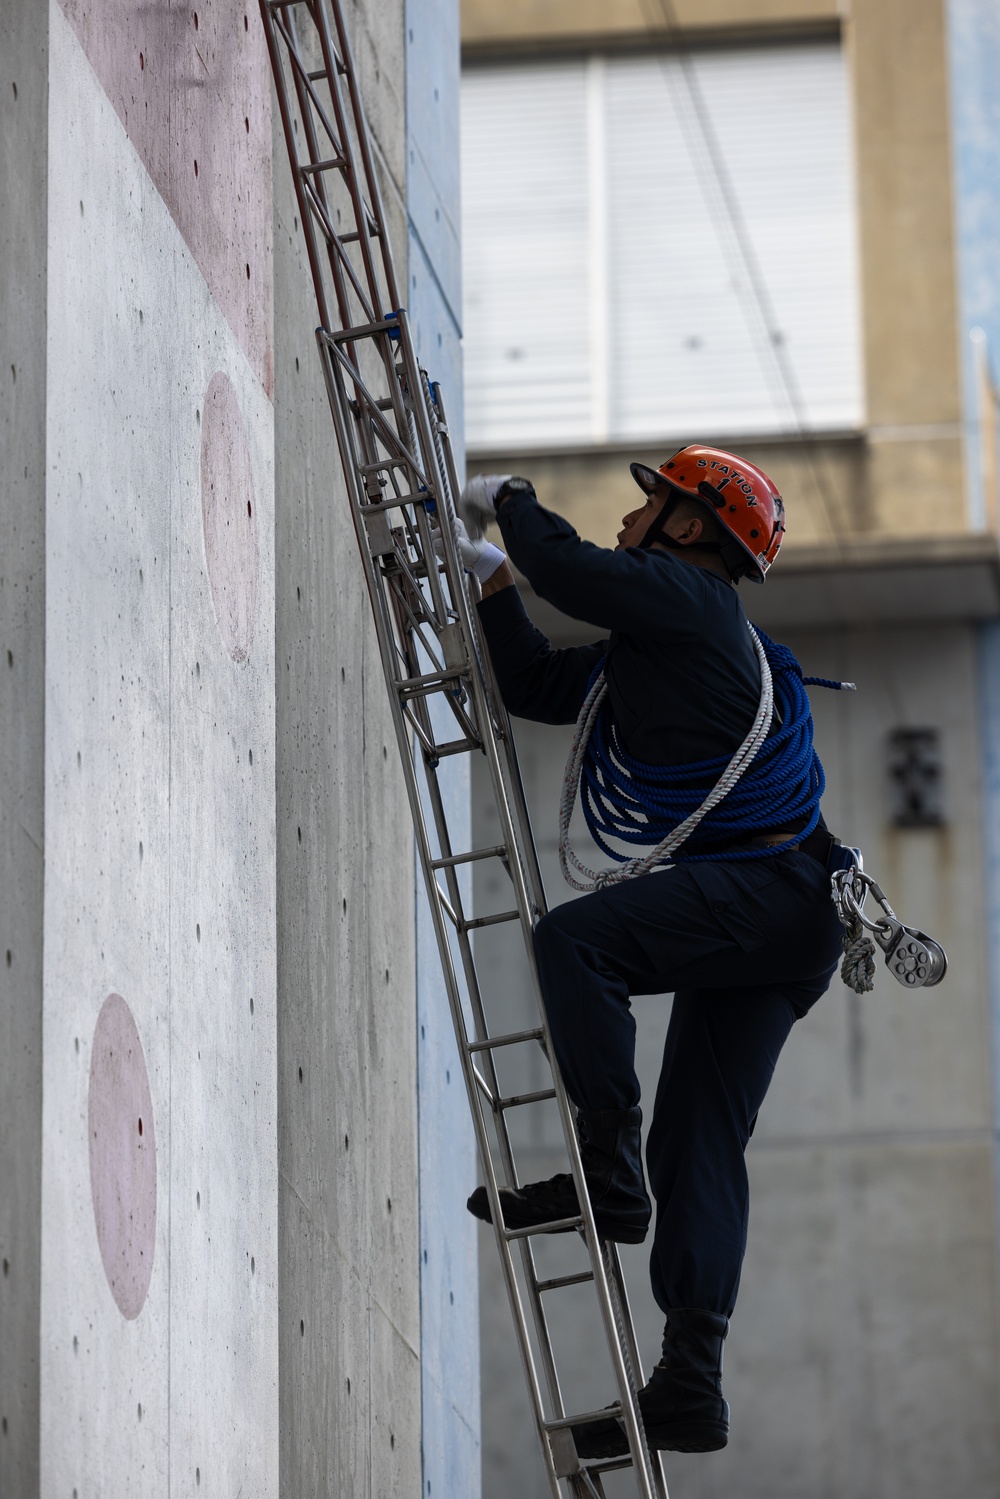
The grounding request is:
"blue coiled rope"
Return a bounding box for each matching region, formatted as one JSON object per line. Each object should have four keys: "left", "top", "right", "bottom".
{"left": 575, "top": 628, "right": 849, "bottom": 870}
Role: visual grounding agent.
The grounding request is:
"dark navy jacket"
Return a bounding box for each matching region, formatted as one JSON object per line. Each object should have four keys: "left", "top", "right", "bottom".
{"left": 477, "top": 484, "right": 764, "bottom": 768}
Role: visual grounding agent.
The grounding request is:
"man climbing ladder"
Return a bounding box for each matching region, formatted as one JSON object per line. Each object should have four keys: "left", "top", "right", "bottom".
{"left": 460, "top": 446, "right": 847, "bottom": 1458}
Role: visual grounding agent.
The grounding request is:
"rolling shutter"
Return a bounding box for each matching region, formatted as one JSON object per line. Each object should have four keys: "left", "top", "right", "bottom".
{"left": 461, "top": 43, "right": 863, "bottom": 450}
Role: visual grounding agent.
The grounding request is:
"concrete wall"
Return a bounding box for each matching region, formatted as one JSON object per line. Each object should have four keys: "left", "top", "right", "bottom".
{"left": 0, "top": 0, "right": 477, "bottom": 1492}
{"left": 472, "top": 614, "right": 1000, "bottom": 1498}
{"left": 41, "top": 3, "right": 278, "bottom": 1493}
{"left": 0, "top": 4, "right": 47, "bottom": 1496}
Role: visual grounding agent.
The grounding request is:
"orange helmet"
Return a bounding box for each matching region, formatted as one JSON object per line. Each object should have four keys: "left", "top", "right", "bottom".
{"left": 630, "top": 444, "right": 785, "bottom": 584}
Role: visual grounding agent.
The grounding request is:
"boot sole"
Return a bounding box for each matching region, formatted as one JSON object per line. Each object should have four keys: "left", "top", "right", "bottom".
{"left": 646, "top": 1420, "right": 728, "bottom": 1453}
{"left": 574, "top": 1418, "right": 728, "bottom": 1461}
{"left": 467, "top": 1190, "right": 648, "bottom": 1244}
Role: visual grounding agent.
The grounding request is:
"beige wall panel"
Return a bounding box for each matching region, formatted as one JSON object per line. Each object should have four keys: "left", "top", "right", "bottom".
{"left": 849, "top": 0, "right": 961, "bottom": 430}
{"left": 469, "top": 440, "right": 869, "bottom": 554}
{"left": 462, "top": 0, "right": 840, "bottom": 48}
{"left": 864, "top": 433, "right": 966, "bottom": 535}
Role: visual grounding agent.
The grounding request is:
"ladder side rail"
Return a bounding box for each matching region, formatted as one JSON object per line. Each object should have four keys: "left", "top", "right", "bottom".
{"left": 270, "top": 3, "right": 375, "bottom": 341}
{"left": 426, "top": 388, "right": 664, "bottom": 1491}
{"left": 321, "top": 0, "right": 406, "bottom": 315}
{"left": 324, "top": 306, "right": 663, "bottom": 1499}
{"left": 408, "top": 652, "right": 585, "bottom": 1470}
{"left": 305, "top": 0, "right": 403, "bottom": 321}
{"left": 425, "top": 383, "right": 550, "bottom": 915}
{"left": 264, "top": 6, "right": 334, "bottom": 333}
{"left": 364, "top": 356, "right": 664, "bottom": 1495}
{"left": 315, "top": 428, "right": 564, "bottom": 1499}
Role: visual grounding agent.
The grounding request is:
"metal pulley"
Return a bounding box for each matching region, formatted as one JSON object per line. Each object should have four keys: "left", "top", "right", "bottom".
{"left": 831, "top": 853, "right": 947, "bottom": 990}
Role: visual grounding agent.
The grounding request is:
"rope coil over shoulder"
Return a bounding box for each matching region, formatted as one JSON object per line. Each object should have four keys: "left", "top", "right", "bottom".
{"left": 559, "top": 624, "right": 851, "bottom": 892}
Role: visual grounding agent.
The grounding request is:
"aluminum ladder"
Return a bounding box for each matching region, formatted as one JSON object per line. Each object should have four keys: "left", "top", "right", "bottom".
{"left": 260, "top": 5, "right": 669, "bottom": 1494}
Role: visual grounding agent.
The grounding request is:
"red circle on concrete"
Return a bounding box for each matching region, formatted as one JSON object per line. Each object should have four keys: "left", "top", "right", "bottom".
{"left": 88, "top": 993, "right": 157, "bottom": 1320}
{"left": 200, "top": 371, "right": 260, "bottom": 664}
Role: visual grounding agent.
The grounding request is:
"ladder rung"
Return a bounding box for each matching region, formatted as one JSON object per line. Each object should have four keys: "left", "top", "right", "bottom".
{"left": 462, "top": 909, "right": 520, "bottom": 932}
{"left": 431, "top": 845, "right": 507, "bottom": 871}
{"left": 498, "top": 1087, "right": 557, "bottom": 1109}
{"left": 328, "top": 315, "right": 401, "bottom": 343}
{"left": 544, "top": 1403, "right": 623, "bottom": 1433}
{"left": 535, "top": 1269, "right": 595, "bottom": 1293}
{"left": 504, "top": 1215, "right": 582, "bottom": 1241}
{"left": 396, "top": 667, "right": 463, "bottom": 692}
{"left": 300, "top": 156, "right": 346, "bottom": 175}
{"left": 467, "top": 1025, "right": 544, "bottom": 1053}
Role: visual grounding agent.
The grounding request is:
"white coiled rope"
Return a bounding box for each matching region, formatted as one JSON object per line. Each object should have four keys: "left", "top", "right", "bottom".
{"left": 558, "top": 624, "right": 774, "bottom": 891}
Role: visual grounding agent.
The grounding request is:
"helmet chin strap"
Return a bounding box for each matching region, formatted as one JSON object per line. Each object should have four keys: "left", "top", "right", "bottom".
{"left": 638, "top": 491, "right": 724, "bottom": 558}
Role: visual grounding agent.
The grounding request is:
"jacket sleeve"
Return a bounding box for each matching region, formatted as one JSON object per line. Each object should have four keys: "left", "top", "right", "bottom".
{"left": 476, "top": 586, "right": 607, "bottom": 724}
{"left": 495, "top": 482, "right": 690, "bottom": 635}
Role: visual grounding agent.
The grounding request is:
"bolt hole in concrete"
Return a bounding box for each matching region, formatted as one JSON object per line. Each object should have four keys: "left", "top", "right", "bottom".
{"left": 298, "top": 1067, "right": 303, "bottom": 1083}
{"left": 88, "top": 994, "right": 156, "bottom": 1319}
{"left": 196, "top": 1469, "right": 200, "bottom": 1486}
{"left": 390, "top": 1434, "right": 395, "bottom": 1450}
{"left": 139, "top": 52, "right": 143, "bottom": 70}
{"left": 196, "top": 1191, "right": 201, "bottom": 1208}
{"left": 194, "top": 159, "right": 198, "bottom": 177}
{"left": 196, "top": 924, "right": 201, "bottom": 942}
{"left": 300, "top": 1320, "right": 304, "bottom": 1336}
{"left": 6, "top": 649, "right": 12, "bottom": 666}
{"left": 138, "top": 1404, "right": 142, "bottom": 1420}
{"left": 245, "top": 116, "right": 249, "bottom": 133}
{"left": 251, "top": 1256, "right": 255, "bottom": 1274}
{"left": 139, "top": 841, "right": 143, "bottom": 863}
{"left": 200, "top": 371, "right": 259, "bottom": 665}
{"left": 193, "top": 10, "right": 198, "bottom": 28}
{"left": 5, "top": 951, "right": 10, "bottom": 967}
{"left": 2, "top": 1259, "right": 8, "bottom": 1276}
{"left": 250, "top": 996, "right": 254, "bottom": 1015}
{"left": 387, "top": 1198, "right": 392, "bottom": 1214}
{"left": 248, "top": 747, "right": 253, "bottom": 764}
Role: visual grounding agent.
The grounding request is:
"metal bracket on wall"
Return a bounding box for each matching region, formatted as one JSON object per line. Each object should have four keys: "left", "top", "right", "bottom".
{"left": 258, "top": 2, "right": 668, "bottom": 1495}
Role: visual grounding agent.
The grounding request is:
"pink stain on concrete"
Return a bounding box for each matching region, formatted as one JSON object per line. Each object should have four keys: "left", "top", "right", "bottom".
{"left": 88, "top": 993, "right": 157, "bottom": 1321}
{"left": 201, "top": 370, "right": 260, "bottom": 663}
{"left": 59, "top": 0, "right": 274, "bottom": 398}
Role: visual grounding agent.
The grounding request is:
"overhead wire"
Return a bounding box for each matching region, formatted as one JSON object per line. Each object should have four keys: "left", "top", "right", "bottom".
{"left": 635, "top": 0, "right": 907, "bottom": 725}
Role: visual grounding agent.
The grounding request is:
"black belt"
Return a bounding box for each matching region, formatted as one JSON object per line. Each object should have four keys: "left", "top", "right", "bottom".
{"left": 702, "top": 826, "right": 837, "bottom": 868}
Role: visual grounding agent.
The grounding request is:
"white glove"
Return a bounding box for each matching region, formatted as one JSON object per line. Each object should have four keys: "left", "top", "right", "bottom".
{"left": 458, "top": 473, "right": 513, "bottom": 538}
{"left": 434, "top": 515, "right": 508, "bottom": 583}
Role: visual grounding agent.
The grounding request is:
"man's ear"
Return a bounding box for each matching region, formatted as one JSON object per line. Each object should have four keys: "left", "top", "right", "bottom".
{"left": 674, "top": 513, "right": 705, "bottom": 546}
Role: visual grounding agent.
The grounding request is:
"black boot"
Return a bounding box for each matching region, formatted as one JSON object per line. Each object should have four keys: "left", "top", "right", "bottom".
{"left": 573, "top": 1309, "right": 730, "bottom": 1458}
{"left": 466, "top": 1107, "right": 651, "bottom": 1245}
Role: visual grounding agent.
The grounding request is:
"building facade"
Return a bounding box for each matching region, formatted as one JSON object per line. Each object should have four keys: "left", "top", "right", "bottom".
{"left": 461, "top": 1, "right": 1000, "bottom": 1494}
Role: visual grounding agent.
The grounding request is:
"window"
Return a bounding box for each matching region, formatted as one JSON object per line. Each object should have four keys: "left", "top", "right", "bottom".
{"left": 461, "top": 43, "right": 863, "bottom": 450}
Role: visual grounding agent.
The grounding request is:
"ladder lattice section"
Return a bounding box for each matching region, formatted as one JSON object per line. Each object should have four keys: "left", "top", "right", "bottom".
{"left": 260, "top": 5, "right": 668, "bottom": 1494}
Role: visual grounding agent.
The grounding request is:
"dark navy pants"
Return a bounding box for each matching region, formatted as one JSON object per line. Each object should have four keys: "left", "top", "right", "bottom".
{"left": 533, "top": 851, "right": 842, "bottom": 1319}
